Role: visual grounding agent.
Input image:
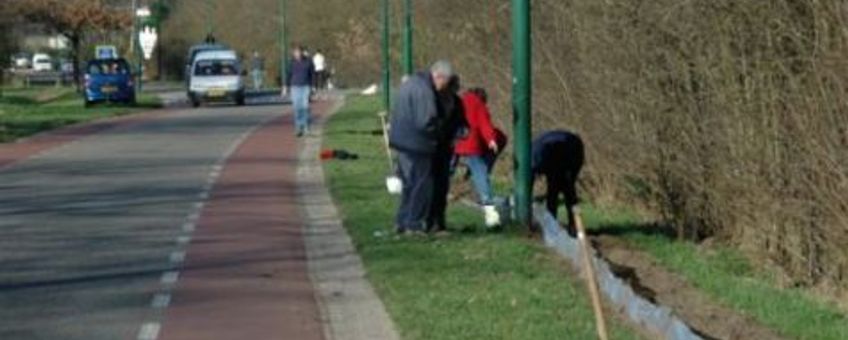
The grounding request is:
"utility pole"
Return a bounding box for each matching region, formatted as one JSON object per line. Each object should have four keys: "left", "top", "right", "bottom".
{"left": 512, "top": 0, "right": 532, "bottom": 226}
{"left": 131, "top": 0, "right": 142, "bottom": 93}
{"left": 402, "top": 0, "right": 413, "bottom": 76}
{"left": 206, "top": 0, "right": 214, "bottom": 36}
{"left": 381, "top": 0, "right": 391, "bottom": 111}
{"left": 130, "top": 0, "right": 138, "bottom": 55}
{"left": 279, "top": 0, "right": 288, "bottom": 90}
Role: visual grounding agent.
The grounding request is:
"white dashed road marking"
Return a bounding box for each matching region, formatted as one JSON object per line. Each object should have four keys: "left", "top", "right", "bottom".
{"left": 137, "top": 322, "right": 161, "bottom": 340}
{"left": 169, "top": 251, "right": 186, "bottom": 264}
{"left": 151, "top": 293, "right": 171, "bottom": 309}
{"left": 160, "top": 271, "right": 180, "bottom": 285}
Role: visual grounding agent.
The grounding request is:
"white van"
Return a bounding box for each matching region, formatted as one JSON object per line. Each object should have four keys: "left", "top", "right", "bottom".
{"left": 188, "top": 50, "right": 245, "bottom": 107}
{"left": 32, "top": 53, "right": 53, "bottom": 72}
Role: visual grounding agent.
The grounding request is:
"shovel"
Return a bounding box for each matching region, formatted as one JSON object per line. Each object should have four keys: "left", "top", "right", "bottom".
{"left": 574, "top": 206, "right": 609, "bottom": 340}
{"left": 378, "top": 111, "right": 402, "bottom": 195}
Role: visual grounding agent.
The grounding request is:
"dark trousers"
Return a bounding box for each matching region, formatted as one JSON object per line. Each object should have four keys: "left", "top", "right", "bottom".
{"left": 314, "top": 70, "right": 328, "bottom": 90}
{"left": 396, "top": 151, "right": 433, "bottom": 232}
{"left": 429, "top": 148, "right": 453, "bottom": 231}
{"left": 546, "top": 172, "right": 580, "bottom": 235}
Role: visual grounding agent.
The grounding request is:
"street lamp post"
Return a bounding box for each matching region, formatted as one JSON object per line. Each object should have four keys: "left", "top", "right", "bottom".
{"left": 402, "top": 0, "right": 413, "bottom": 76}
{"left": 131, "top": 0, "right": 138, "bottom": 55}
{"left": 206, "top": 0, "right": 214, "bottom": 36}
{"left": 131, "top": 0, "right": 140, "bottom": 93}
{"left": 381, "top": 0, "right": 391, "bottom": 111}
{"left": 512, "top": 0, "right": 532, "bottom": 226}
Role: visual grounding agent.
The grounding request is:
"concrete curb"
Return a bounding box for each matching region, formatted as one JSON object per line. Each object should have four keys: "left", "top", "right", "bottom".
{"left": 533, "top": 205, "right": 702, "bottom": 340}
{"left": 296, "top": 96, "right": 401, "bottom": 340}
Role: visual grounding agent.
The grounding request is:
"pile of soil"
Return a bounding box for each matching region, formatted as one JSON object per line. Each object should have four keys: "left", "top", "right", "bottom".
{"left": 592, "top": 235, "right": 785, "bottom": 340}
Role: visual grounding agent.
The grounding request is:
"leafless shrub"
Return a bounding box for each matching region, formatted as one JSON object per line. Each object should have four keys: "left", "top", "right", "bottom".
{"left": 412, "top": 0, "right": 848, "bottom": 294}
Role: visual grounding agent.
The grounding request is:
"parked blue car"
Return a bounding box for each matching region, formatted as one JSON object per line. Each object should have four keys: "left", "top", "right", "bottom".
{"left": 84, "top": 58, "right": 136, "bottom": 107}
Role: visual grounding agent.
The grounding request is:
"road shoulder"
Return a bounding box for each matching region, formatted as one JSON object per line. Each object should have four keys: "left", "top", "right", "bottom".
{"left": 297, "top": 96, "right": 400, "bottom": 340}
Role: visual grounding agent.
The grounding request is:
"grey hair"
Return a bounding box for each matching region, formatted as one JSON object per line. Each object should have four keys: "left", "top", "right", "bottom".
{"left": 430, "top": 60, "right": 454, "bottom": 77}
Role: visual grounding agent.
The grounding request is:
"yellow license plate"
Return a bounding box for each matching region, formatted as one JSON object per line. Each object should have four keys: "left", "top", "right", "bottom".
{"left": 208, "top": 89, "right": 226, "bottom": 97}
{"left": 102, "top": 86, "right": 117, "bottom": 93}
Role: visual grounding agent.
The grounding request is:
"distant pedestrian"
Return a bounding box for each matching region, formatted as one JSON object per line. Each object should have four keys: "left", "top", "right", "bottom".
{"left": 251, "top": 51, "right": 264, "bottom": 90}
{"left": 532, "top": 130, "right": 585, "bottom": 236}
{"left": 454, "top": 87, "right": 501, "bottom": 205}
{"left": 285, "top": 46, "right": 315, "bottom": 137}
{"left": 312, "top": 49, "right": 327, "bottom": 92}
{"left": 389, "top": 61, "right": 455, "bottom": 235}
{"left": 429, "top": 75, "right": 467, "bottom": 232}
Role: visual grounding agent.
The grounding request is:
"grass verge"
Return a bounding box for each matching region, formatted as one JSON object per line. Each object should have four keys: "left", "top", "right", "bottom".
{"left": 0, "top": 86, "right": 161, "bottom": 143}
{"left": 581, "top": 205, "right": 848, "bottom": 339}
{"left": 322, "top": 96, "right": 643, "bottom": 340}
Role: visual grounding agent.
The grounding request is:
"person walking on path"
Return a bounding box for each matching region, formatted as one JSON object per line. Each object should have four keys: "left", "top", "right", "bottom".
{"left": 532, "top": 130, "right": 585, "bottom": 236}
{"left": 286, "top": 46, "right": 316, "bottom": 137}
{"left": 389, "top": 61, "right": 455, "bottom": 234}
{"left": 251, "top": 51, "right": 265, "bottom": 90}
{"left": 312, "top": 49, "right": 327, "bottom": 92}
{"left": 454, "top": 88, "right": 501, "bottom": 205}
{"left": 429, "top": 75, "right": 467, "bottom": 232}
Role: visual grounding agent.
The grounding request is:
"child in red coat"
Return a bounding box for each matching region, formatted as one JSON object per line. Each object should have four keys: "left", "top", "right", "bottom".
{"left": 454, "top": 88, "right": 501, "bottom": 204}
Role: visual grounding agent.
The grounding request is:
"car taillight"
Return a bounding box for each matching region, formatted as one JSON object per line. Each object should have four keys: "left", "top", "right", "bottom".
{"left": 128, "top": 77, "right": 134, "bottom": 87}
{"left": 84, "top": 74, "right": 90, "bottom": 87}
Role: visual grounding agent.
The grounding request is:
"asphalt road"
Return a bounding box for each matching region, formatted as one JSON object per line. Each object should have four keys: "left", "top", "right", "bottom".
{"left": 0, "top": 103, "right": 283, "bottom": 339}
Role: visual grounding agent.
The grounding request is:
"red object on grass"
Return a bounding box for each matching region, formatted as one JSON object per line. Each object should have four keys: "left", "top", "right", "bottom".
{"left": 320, "top": 149, "right": 334, "bottom": 160}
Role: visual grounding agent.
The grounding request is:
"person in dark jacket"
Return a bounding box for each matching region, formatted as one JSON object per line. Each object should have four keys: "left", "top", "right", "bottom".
{"left": 429, "top": 75, "right": 467, "bottom": 232}
{"left": 389, "top": 61, "right": 455, "bottom": 234}
{"left": 532, "top": 130, "right": 585, "bottom": 235}
{"left": 285, "top": 46, "right": 315, "bottom": 137}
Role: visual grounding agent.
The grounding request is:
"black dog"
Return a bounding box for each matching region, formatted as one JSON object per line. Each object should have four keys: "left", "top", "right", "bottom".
{"left": 532, "top": 130, "right": 585, "bottom": 235}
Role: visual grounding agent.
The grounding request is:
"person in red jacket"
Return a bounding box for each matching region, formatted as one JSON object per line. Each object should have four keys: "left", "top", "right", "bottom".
{"left": 454, "top": 88, "right": 500, "bottom": 204}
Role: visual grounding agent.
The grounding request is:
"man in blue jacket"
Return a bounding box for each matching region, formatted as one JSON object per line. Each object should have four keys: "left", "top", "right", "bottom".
{"left": 285, "top": 46, "right": 315, "bottom": 137}
{"left": 389, "top": 61, "right": 455, "bottom": 234}
{"left": 532, "top": 130, "right": 585, "bottom": 236}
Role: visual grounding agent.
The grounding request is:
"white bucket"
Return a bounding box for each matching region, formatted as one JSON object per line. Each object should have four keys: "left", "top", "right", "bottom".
{"left": 484, "top": 205, "right": 501, "bottom": 228}
{"left": 386, "top": 176, "right": 403, "bottom": 195}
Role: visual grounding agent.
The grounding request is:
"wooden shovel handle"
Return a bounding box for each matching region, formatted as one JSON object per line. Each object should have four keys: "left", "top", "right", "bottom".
{"left": 378, "top": 111, "right": 393, "bottom": 170}
{"left": 574, "top": 207, "right": 609, "bottom": 340}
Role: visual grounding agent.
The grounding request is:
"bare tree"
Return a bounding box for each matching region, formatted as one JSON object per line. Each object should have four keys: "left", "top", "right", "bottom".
{"left": 10, "top": 0, "right": 131, "bottom": 90}
{"left": 0, "top": 1, "right": 18, "bottom": 95}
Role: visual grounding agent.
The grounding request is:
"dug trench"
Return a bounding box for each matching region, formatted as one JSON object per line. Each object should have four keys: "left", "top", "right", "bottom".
{"left": 591, "top": 235, "right": 785, "bottom": 340}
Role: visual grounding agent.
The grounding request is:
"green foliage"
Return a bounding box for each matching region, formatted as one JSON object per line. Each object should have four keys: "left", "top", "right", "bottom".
{"left": 144, "top": 0, "right": 172, "bottom": 28}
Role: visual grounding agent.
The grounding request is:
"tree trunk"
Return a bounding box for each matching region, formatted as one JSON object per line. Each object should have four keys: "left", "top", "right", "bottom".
{"left": 157, "top": 24, "right": 164, "bottom": 80}
{"left": 69, "top": 33, "right": 82, "bottom": 92}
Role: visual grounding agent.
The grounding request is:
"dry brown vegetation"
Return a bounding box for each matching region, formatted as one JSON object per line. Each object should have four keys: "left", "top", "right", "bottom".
{"left": 414, "top": 0, "right": 848, "bottom": 294}
{"left": 160, "top": 0, "right": 380, "bottom": 84}
{"left": 161, "top": 0, "right": 848, "bottom": 295}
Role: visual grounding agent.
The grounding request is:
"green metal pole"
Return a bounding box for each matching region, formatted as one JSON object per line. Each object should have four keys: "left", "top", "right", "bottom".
{"left": 135, "top": 7, "right": 143, "bottom": 92}
{"left": 279, "top": 0, "right": 288, "bottom": 89}
{"left": 512, "top": 0, "right": 532, "bottom": 226}
{"left": 206, "top": 0, "right": 213, "bottom": 36}
{"left": 381, "top": 0, "right": 391, "bottom": 111}
{"left": 402, "top": 0, "right": 413, "bottom": 76}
